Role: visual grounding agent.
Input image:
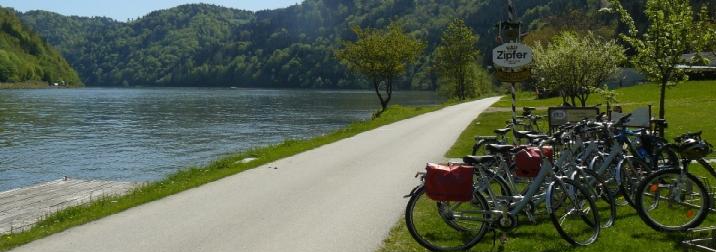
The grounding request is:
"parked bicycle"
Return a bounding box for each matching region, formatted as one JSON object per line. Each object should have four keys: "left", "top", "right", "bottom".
{"left": 405, "top": 139, "right": 600, "bottom": 251}
{"left": 635, "top": 131, "right": 714, "bottom": 232}
{"left": 404, "top": 106, "right": 711, "bottom": 251}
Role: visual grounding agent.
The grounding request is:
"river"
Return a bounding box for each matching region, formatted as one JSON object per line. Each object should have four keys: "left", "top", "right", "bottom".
{"left": 0, "top": 88, "right": 442, "bottom": 191}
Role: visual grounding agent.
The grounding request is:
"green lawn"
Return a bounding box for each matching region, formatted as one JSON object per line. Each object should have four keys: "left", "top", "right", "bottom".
{"left": 381, "top": 80, "right": 716, "bottom": 252}
{"left": 478, "top": 81, "right": 716, "bottom": 155}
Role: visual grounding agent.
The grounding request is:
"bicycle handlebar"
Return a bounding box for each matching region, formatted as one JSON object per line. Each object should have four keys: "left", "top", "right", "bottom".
{"left": 615, "top": 113, "right": 633, "bottom": 126}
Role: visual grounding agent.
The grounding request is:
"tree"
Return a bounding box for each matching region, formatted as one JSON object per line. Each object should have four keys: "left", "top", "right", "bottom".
{"left": 437, "top": 63, "right": 491, "bottom": 100}
{"left": 532, "top": 31, "right": 625, "bottom": 107}
{"left": 0, "top": 51, "right": 15, "bottom": 82}
{"left": 336, "top": 23, "right": 425, "bottom": 113}
{"left": 608, "top": 0, "right": 715, "bottom": 119}
{"left": 434, "top": 19, "right": 485, "bottom": 100}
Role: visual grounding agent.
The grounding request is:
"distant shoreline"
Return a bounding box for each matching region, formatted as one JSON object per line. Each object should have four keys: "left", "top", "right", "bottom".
{"left": 0, "top": 81, "right": 79, "bottom": 89}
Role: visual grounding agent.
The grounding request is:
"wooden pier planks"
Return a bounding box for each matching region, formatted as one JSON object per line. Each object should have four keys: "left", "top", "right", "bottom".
{"left": 0, "top": 178, "right": 137, "bottom": 234}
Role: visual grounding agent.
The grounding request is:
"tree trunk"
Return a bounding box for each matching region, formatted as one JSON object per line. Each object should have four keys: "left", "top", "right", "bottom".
{"left": 579, "top": 93, "right": 589, "bottom": 107}
{"left": 385, "top": 78, "right": 393, "bottom": 110}
{"left": 373, "top": 79, "right": 387, "bottom": 113}
{"left": 659, "top": 79, "right": 667, "bottom": 120}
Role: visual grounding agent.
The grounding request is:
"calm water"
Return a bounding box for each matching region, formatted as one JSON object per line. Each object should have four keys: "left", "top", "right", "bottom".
{"left": 0, "top": 88, "right": 442, "bottom": 191}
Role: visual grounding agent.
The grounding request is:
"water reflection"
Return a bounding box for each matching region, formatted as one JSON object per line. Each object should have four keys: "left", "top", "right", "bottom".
{"left": 0, "top": 88, "right": 442, "bottom": 191}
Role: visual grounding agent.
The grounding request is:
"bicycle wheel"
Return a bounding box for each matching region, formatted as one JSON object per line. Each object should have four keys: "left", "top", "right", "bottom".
{"left": 591, "top": 155, "right": 627, "bottom": 206}
{"left": 635, "top": 168, "right": 710, "bottom": 232}
{"left": 475, "top": 169, "right": 513, "bottom": 205}
{"left": 619, "top": 157, "right": 650, "bottom": 208}
{"left": 436, "top": 169, "right": 510, "bottom": 232}
{"left": 547, "top": 178, "right": 600, "bottom": 246}
{"left": 405, "top": 186, "right": 489, "bottom": 251}
{"left": 571, "top": 168, "right": 617, "bottom": 228}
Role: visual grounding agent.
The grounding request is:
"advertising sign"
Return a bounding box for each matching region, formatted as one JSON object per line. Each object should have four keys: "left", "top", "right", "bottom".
{"left": 611, "top": 106, "right": 651, "bottom": 128}
{"left": 492, "top": 43, "right": 533, "bottom": 69}
{"left": 495, "top": 69, "right": 531, "bottom": 82}
{"left": 548, "top": 107, "right": 600, "bottom": 130}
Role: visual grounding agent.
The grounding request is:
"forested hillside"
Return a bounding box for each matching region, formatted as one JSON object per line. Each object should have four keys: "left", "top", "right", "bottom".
{"left": 0, "top": 8, "right": 81, "bottom": 86}
{"left": 14, "top": 0, "right": 716, "bottom": 88}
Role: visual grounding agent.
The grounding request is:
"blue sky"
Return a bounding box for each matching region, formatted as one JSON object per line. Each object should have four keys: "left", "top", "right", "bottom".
{"left": 1, "top": 0, "right": 302, "bottom": 21}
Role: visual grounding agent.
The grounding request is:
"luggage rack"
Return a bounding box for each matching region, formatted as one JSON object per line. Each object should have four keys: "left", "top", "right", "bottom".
{"left": 683, "top": 226, "right": 716, "bottom": 252}
{"left": 695, "top": 176, "right": 716, "bottom": 213}
{"left": 682, "top": 177, "right": 716, "bottom": 251}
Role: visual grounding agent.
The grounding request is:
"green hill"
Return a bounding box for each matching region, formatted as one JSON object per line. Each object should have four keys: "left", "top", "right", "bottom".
{"left": 15, "top": 1, "right": 716, "bottom": 88}
{"left": 0, "top": 7, "right": 81, "bottom": 87}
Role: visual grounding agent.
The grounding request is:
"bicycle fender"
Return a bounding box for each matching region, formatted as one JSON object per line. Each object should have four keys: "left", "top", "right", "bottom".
{"left": 545, "top": 181, "right": 559, "bottom": 214}
{"left": 615, "top": 158, "right": 626, "bottom": 185}
{"left": 404, "top": 185, "right": 422, "bottom": 199}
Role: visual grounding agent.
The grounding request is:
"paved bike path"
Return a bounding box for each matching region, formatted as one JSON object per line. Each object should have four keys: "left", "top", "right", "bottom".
{"left": 12, "top": 97, "right": 500, "bottom": 252}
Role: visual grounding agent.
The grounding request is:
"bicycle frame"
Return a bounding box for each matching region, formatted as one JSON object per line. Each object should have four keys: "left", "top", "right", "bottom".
{"left": 477, "top": 146, "right": 569, "bottom": 218}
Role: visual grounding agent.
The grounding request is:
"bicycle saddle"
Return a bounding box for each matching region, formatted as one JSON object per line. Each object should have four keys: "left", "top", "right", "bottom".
{"left": 513, "top": 130, "right": 533, "bottom": 139}
{"left": 462, "top": 155, "right": 496, "bottom": 165}
{"left": 526, "top": 134, "right": 548, "bottom": 139}
{"left": 494, "top": 128, "right": 511, "bottom": 135}
{"left": 475, "top": 136, "right": 498, "bottom": 141}
{"left": 486, "top": 144, "right": 514, "bottom": 153}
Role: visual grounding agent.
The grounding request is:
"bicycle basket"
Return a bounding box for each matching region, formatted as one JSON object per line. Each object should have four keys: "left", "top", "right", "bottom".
{"left": 424, "top": 163, "right": 474, "bottom": 202}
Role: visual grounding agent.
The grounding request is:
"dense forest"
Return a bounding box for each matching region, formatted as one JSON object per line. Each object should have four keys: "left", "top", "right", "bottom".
{"left": 10, "top": 0, "right": 716, "bottom": 88}
{"left": 0, "top": 8, "right": 81, "bottom": 86}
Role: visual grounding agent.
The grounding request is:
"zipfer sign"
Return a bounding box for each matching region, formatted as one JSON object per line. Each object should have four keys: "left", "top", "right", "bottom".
{"left": 492, "top": 43, "right": 533, "bottom": 69}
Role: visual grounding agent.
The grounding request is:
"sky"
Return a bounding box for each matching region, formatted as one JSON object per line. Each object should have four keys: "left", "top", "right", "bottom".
{"left": 0, "top": 0, "right": 302, "bottom": 21}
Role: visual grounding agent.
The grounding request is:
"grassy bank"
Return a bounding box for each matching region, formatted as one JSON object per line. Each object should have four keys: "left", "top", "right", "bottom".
{"left": 380, "top": 80, "right": 716, "bottom": 252}
{"left": 0, "top": 81, "right": 54, "bottom": 89}
{"left": 465, "top": 81, "right": 716, "bottom": 156}
{"left": 0, "top": 104, "right": 448, "bottom": 251}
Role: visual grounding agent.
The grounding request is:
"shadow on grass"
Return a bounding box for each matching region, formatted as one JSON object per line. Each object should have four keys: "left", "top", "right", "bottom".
{"left": 614, "top": 211, "right": 639, "bottom": 221}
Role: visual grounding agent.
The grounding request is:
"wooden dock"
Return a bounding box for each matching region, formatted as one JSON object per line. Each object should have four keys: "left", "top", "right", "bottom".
{"left": 0, "top": 178, "right": 137, "bottom": 234}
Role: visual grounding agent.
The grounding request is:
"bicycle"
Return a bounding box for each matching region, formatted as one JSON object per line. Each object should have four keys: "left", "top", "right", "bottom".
{"left": 405, "top": 140, "right": 601, "bottom": 251}
{"left": 634, "top": 131, "right": 714, "bottom": 232}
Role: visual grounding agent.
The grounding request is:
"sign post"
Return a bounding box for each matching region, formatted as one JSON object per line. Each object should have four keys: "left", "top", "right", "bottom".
{"left": 492, "top": 0, "right": 532, "bottom": 144}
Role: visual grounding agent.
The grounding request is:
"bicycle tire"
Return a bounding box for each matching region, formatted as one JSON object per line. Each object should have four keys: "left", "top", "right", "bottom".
{"left": 591, "top": 154, "right": 628, "bottom": 206}
{"left": 405, "top": 186, "right": 489, "bottom": 251}
{"left": 572, "top": 168, "right": 617, "bottom": 228}
{"left": 547, "top": 178, "right": 601, "bottom": 246}
{"left": 619, "top": 157, "right": 650, "bottom": 208}
{"left": 438, "top": 168, "right": 509, "bottom": 233}
{"left": 635, "top": 168, "right": 711, "bottom": 232}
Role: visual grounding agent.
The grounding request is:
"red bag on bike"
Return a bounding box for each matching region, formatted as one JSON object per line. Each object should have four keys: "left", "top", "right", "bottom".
{"left": 542, "top": 145, "right": 554, "bottom": 160}
{"left": 515, "top": 147, "right": 549, "bottom": 177}
{"left": 424, "top": 163, "right": 474, "bottom": 202}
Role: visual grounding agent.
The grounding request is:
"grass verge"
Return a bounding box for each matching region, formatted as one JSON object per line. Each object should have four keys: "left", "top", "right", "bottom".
{"left": 0, "top": 104, "right": 448, "bottom": 251}
{"left": 380, "top": 80, "right": 716, "bottom": 252}
{"left": 0, "top": 81, "right": 55, "bottom": 89}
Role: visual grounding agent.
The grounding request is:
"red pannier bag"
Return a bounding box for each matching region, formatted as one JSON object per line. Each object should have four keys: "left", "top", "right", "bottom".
{"left": 424, "top": 163, "right": 474, "bottom": 202}
{"left": 543, "top": 145, "right": 554, "bottom": 160}
{"left": 515, "top": 146, "right": 552, "bottom": 177}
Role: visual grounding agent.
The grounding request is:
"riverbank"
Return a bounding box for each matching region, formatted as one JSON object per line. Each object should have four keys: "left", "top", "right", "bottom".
{"left": 0, "top": 81, "right": 79, "bottom": 89}
{"left": 0, "top": 102, "right": 455, "bottom": 251}
{"left": 379, "top": 80, "right": 716, "bottom": 252}
{"left": 4, "top": 98, "right": 500, "bottom": 252}
{"left": 0, "top": 179, "right": 136, "bottom": 234}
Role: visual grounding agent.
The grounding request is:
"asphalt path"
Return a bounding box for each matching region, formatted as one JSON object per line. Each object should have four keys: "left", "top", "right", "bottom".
{"left": 12, "top": 97, "right": 500, "bottom": 252}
